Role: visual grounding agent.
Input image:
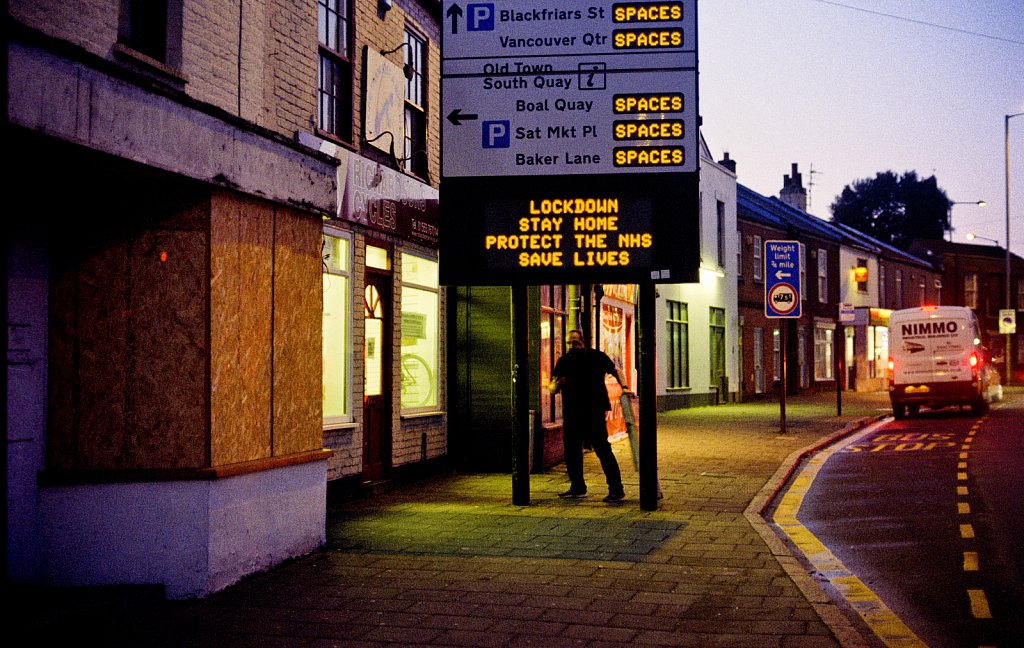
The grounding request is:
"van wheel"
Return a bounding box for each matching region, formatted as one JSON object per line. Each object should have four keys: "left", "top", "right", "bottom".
{"left": 971, "top": 400, "right": 989, "bottom": 416}
{"left": 908, "top": 405, "right": 920, "bottom": 417}
{"left": 893, "top": 403, "right": 906, "bottom": 420}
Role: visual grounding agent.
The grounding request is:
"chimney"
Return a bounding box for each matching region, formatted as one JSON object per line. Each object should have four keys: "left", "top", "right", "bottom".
{"left": 718, "top": 151, "right": 736, "bottom": 173}
{"left": 780, "top": 163, "right": 807, "bottom": 211}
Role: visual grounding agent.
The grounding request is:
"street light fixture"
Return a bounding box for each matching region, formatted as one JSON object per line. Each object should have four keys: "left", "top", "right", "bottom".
{"left": 948, "top": 200, "right": 987, "bottom": 241}
{"left": 966, "top": 232, "right": 999, "bottom": 246}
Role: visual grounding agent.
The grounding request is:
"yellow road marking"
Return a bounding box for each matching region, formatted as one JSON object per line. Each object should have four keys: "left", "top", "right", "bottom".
{"left": 963, "top": 551, "right": 979, "bottom": 571}
{"left": 957, "top": 486, "right": 969, "bottom": 496}
{"left": 958, "top": 472, "right": 968, "bottom": 481}
{"left": 958, "top": 502, "right": 971, "bottom": 515}
{"left": 773, "top": 423, "right": 925, "bottom": 648}
{"left": 959, "top": 452, "right": 969, "bottom": 459}
{"left": 968, "top": 589, "right": 992, "bottom": 618}
{"left": 960, "top": 524, "right": 975, "bottom": 539}
{"left": 958, "top": 461, "right": 968, "bottom": 469}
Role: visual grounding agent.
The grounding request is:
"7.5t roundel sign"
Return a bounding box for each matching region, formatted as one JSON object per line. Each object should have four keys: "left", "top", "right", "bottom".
{"left": 764, "top": 240, "right": 802, "bottom": 318}
{"left": 767, "top": 282, "right": 799, "bottom": 316}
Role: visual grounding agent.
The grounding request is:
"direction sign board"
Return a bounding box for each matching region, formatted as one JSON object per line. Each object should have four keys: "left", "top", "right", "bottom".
{"left": 765, "top": 240, "right": 802, "bottom": 318}
{"left": 440, "top": 0, "right": 700, "bottom": 286}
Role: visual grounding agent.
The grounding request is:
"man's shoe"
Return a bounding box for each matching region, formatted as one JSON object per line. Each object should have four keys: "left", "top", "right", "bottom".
{"left": 602, "top": 491, "right": 626, "bottom": 503}
{"left": 558, "top": 488, "right": 587, "bottom": 499}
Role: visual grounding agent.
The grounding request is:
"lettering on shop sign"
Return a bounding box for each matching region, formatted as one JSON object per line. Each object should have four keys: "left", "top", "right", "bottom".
{"left": 483, "top": 196, "right": 653, "bottom": 269}
{"left": 844, "top": 433, "right": 957, "bottom": 453}
{"left": 339, "top": 157, "right": 439, "bottom": 243}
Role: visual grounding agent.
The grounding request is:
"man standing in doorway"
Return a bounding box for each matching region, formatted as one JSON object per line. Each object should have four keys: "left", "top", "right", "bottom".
{"left": 549, "top": 330, "right": 627, "bottom": 502}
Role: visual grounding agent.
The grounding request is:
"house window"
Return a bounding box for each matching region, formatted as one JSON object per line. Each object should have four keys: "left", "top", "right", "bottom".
{"left": 709, "top": 307, "right": 727, "bottom": 386}
{"left": 1017, "top": 278, "right": 1024, "bottom": 310}
{"left": 736, "top": 231, "right": 743, "bottom": 279}
{"left": 753, "top": 328, "right": 765, "bottom": 394}
{"left": 716, "top": 200, "right": 726, "bottom": 267}
{"left": 895, "top": 269, "right": 904, "bottom": 309}
{"left": 540, "top": 286, "right": 567, "bottom": 424}
{"left": 772, "top": 327, "right": 781, "bottom": 381}
{"left": 322, "top": 233, "right": 352, "bottom": 425}
{"left": 817, "top": 249, "right": 828, "bottom": 303}
{"left": 856, "top": 258, "right": 868, "bottom": 293}
{"left": 814, "top": 323, "right": 835, "bottom": 381}
{"left": 936, "top": 279, "right": 943, "bottom": 306}
{"left": 667, "top": 300, "right": 689, "bottom": 388}
{"left": 918, "top": 277, "right": 926, "bottom": 305}
{"left": 119, "top": 0, "right": 168, "bottom": 62}
{"left": 800, "top": 243, "right": 807, "bottom": 301}
{"left": 879, "top": 264, "right": 887, "bottom": 308}
{"left": 798, "top": 325, "right": 810, "bottom": 388}
{"left": 400, "top": 252, "right": 439, "bottom": 411}
{"left": 753, "top": 235, "right": 763, "bottom": 281}
{"left": 964, "top": 272, "right": 978, "bottom": 309}
{"left": 318, "top": 0, "right": 352, "bottom": 141}
{"left": 403, "top": 29, "right": 428, "bottom": 178}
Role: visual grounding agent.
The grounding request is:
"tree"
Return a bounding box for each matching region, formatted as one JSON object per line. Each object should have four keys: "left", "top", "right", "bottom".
{"left": 830, "top": 171, "right": 951, "bottom": 249}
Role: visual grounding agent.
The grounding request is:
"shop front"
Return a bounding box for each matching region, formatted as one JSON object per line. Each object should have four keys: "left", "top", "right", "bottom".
{"left": 307, "top": 138, "right": 443, "bottom": 488}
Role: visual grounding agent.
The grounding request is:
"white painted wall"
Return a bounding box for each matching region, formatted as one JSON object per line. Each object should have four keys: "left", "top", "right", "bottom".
{"left": 655, "top": 142, "right": 739, "bottom": 403}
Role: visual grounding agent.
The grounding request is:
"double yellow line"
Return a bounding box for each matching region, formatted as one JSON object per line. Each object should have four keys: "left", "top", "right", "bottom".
{"left": 772, "top": 422, "right": 926, "bottom": 648}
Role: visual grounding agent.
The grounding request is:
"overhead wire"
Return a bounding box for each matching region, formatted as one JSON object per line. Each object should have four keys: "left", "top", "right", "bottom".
{"left": 809, "top": 0, "right": 1024, "bottom": 46}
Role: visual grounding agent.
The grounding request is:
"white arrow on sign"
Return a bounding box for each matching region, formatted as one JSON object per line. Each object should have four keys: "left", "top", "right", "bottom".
{"left": 775, "top": 270, "right": 791, "bottom": 280}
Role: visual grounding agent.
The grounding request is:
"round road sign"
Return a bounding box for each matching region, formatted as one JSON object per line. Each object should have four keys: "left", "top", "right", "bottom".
{"left": 768, "top": 282, "right": 799, "bottom": 316}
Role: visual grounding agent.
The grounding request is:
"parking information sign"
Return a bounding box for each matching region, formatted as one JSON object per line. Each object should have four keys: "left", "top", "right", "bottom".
{"left": 764, "top": 240, "right": 802, "bottom": 318}
{"left": 440, "top": 0, "right": 700, "bottom": 286}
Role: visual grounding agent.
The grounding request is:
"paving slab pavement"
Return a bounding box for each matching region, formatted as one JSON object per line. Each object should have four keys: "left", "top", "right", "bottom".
{"left": 12, "top": 391, "right": 893, "bottom": 647}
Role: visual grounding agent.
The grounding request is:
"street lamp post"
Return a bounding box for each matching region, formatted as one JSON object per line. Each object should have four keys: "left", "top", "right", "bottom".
{"left": 948, "top": 200, "right": 987, "bottom": 242}
{"left": 1006, "top": 112, "right": 1023, "bottom": 386}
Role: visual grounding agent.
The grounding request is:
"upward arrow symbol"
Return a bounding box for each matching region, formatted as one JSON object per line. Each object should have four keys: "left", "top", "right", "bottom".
{"left": 447, "top": 4, "right": 463, "bottom": 34}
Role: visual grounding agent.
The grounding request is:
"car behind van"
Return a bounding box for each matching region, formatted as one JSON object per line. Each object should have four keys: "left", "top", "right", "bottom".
{"left": 887, "top": 306, "right": 991, "bottom": 418}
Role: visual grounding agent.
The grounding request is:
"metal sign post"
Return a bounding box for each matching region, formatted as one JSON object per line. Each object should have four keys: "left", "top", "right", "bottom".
{"left": 765, "top": 241, "right": 803, "bottom": 432}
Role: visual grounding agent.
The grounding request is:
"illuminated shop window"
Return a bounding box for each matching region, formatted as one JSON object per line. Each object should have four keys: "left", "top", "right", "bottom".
{"left": 541, "top": 286, "right": 567, "bottom": 425}
{"left": 400, "top": 252, "right": 438, "bottom": 410}
{"left": 322, "top": 233, "right": 352, "bottom": 424}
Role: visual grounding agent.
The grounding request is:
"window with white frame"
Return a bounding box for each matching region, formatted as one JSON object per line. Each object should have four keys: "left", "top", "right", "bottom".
{"left": 798, "top": 325, "right": 810, "bottom": 388}
{"left": 540, "top": 286, "right": 567, "bottom": 425}
{"left": 918, "top": 277, "right": 926, "bottom": 305}
{"left": 814, "top": 323, "right": 834, "bottom": 381}
{"left": 736, "top": 231, "right": 743, "bottom": 279}
{"left": 322, "top": 232, "right": 352, "bottom": 425}
{"left": 817, "top": 248, "right": 828, "bottom": 303}
{"left": 772, "top": 327, "right": 781, "bottom": 381}
{"left": 753, "top": 327, "right": 764, "bottom": 394}
{"left": 667, "top": 300, "right": 689, "bottom": 388}
{"left": 403, "top": 29, "right": 428, "bottom": 178}
{"left": 716, "top": 200, "right": 726, "bottom": 266}
{"left": 964, "top": 272, "right": 978, "bottom": 309}
{"left": 400, "top": 252, "right": 439, "bottom": 410}
{"left": 317, "top": 0, "right": 352, "bottom": 141}
{"left": 753, "top": 235, "right": 762, "bottom": 281}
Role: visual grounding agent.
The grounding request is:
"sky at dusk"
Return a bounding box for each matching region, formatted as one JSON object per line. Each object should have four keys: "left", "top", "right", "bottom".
{"left": 697, "top": 0, "right": 1024, "bottom": 255}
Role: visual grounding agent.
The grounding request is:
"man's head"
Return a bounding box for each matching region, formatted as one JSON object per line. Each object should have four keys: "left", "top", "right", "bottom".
{"left": 568, "top": 330, "right": 586, "bottom": 350}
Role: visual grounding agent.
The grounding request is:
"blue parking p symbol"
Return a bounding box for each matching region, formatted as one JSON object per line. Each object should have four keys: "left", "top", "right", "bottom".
{"left": 482, "top": 121, "right": 510, "bottom": 149}
{"left": 467, "top": 3, "right": 495, "bottom": 31}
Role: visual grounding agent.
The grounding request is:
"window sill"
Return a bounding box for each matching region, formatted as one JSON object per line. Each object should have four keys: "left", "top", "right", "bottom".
{"left": 666, "top": 387, "right": 692, "bottom": 392}
{"left": 400, "top": 410, "right": 445, "bottom": 420}
{"left": 323, "top": 421, "right": 357, "bottom": 432}
{"left": 112, "top": 42, "right": 189, "bottom": 88}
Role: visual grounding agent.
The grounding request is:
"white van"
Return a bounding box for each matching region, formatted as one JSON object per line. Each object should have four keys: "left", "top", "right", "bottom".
{"left": 887, "top": 306, "right": 992, "bottom": 418}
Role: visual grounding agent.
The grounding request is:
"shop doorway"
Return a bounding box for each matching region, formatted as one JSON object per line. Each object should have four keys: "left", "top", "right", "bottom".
{"left": 363, "top": 272, "right": 392, "bottom": 482}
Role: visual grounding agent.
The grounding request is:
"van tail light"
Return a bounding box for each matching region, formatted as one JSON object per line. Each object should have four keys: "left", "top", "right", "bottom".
{"left": 969, "top": 353, "right": 979, "bottom": 368}
{"left": 969, "top": 352, "right": 980, "bottom": 379}
{"left": 887, "top": 357, "right": 895, "bottom": 382}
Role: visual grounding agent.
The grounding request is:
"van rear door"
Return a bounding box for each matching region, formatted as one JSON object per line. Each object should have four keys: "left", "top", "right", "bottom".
{"left": 891, "top": 313, "right": 972, "bottom": 384}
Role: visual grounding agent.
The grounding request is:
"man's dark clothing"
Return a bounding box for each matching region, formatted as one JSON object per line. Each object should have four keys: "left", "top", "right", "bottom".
{"left": 553, "top": 348, "right": 623, "bottom": 495}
